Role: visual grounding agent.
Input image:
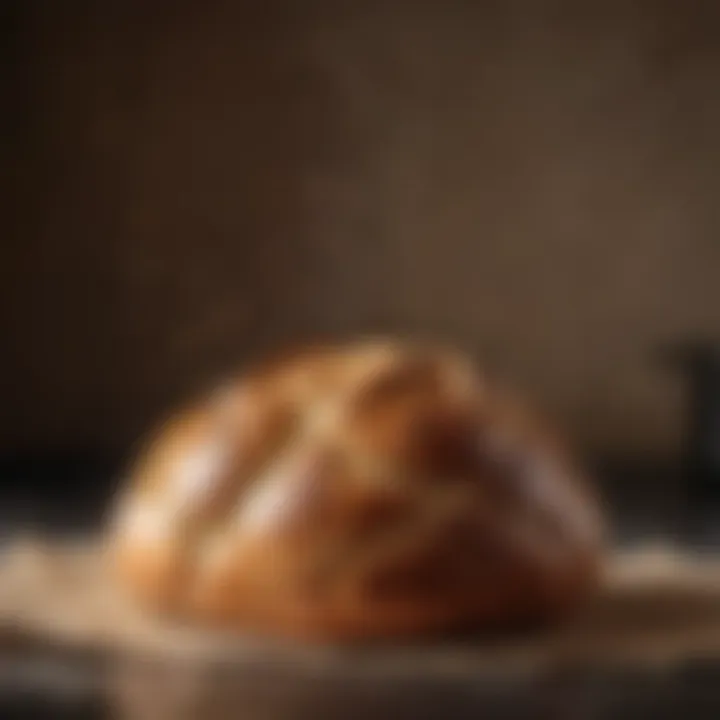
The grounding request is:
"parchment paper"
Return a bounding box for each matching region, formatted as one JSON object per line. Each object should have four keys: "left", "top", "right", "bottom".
{"left": 0, "top": 535, "right": 719, "bottom": 681}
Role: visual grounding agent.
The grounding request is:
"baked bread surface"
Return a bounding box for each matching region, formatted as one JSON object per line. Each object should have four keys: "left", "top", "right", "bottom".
{"left": 108, "top": 340, "right": 604, "bottom": 641}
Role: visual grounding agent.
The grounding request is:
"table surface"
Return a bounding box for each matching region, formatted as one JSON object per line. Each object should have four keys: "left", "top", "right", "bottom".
{"left": 0, "top": 458, "right": 719, "bottom": 719}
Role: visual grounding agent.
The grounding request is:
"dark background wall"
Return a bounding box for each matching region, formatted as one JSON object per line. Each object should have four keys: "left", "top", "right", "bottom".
{"left": 3, "top": 0, "right": 720, "bottom": 459}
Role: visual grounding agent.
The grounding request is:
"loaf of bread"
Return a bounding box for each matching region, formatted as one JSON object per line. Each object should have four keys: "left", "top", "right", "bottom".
{"left": 107, "top": 340, "right": 604, "bottom": 641}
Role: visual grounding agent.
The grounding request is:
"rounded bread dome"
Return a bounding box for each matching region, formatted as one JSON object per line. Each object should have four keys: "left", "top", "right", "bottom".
{"left": 107, "top": 339, "right": 604, "bottom": 641}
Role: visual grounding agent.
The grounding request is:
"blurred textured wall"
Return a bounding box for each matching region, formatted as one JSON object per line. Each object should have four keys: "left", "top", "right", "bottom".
{"left": 3, "top": 0, "right": 720, "bottom": 456}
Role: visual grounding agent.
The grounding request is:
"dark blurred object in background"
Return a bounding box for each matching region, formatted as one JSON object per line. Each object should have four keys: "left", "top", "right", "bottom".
{"left": 660, "top": 340, "right": 720, "bottom": 505}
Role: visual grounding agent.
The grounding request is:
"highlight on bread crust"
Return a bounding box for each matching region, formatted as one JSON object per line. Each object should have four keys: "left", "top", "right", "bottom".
{"left": 107, "top": 339, "right": 604, "bottom": 641}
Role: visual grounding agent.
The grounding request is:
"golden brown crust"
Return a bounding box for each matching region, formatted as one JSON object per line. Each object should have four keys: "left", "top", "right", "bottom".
{"left": 108, "top": 340, "right": 604, "bottom": 641}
